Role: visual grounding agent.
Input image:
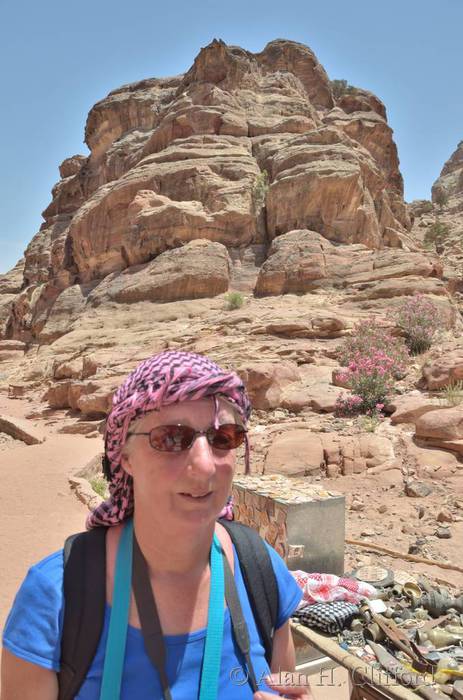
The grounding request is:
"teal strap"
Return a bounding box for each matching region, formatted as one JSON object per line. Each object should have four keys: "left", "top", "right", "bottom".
{"left": 100, "top": 523, "right": 224, "bottom": 700}
{"left": 99, "top": 519, "right": 133, "bottom": 700}
{"left": 198, "top": 533, "right": 225, "bottom": 700}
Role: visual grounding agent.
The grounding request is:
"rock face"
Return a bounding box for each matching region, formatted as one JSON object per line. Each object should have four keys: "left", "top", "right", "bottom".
{"left": 432, "top": 140, "right": 463, "bottom": 213}
{"left": 2, "top": 38, "right": 412, "bottom": 345}
{"left": 86, "top": 239, "right": 232, "bottom": 306}
{"left": 255, "top": 229, "right": 442, "bottom": 297}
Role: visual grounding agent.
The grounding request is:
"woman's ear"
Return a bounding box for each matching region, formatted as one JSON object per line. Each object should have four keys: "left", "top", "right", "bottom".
{"left": 120, "top": 446, "right": 134, "bottom": 476}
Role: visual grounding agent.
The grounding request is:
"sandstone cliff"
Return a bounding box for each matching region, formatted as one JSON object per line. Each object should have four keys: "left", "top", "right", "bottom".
{"left": 432, "top": 139, "right": 463, "bottom": 213}
{"left": 0, "top": 38, "right": 457, "bottom": 422}
{"left": 1, "top": 38, "right": 415, "bottom": 345}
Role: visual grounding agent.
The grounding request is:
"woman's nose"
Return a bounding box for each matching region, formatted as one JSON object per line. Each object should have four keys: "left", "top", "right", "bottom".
{"left": 186, "top": 434, "right": 216, "bottom": 476}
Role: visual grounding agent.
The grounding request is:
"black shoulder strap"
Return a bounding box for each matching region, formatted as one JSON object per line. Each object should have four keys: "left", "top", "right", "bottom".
{"left": 58, "top": 527, "right": 107, "bottom": 700}
{"left": 218, "top": 519, "right": 279, "bottom": 667}
{"left": 58, "top": 520, "right": 278, "bottom": 698}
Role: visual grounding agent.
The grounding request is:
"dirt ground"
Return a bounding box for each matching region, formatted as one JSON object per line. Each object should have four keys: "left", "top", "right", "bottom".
{"left": 0, "top": 394, "right": 100, "bottom": 631}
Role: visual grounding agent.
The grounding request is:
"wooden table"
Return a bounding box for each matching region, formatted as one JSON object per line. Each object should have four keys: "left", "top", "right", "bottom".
{"left": 292, "top": 623, "right": 429, "bottom": 700}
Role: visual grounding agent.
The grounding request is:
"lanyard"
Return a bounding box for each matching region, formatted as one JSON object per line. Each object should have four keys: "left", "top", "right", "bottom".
{"left": 99, "top": 520, "right": 225, "bottom": 700}
{"left": 99, "top": 518, "right": 133, "bottom": 699}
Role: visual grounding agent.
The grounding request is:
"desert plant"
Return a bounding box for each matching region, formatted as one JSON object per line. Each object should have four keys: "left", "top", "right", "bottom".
{"left": 335, "top": 393, "right": 364, "bottom": 417}
{"left": 253, "top": 170, "right": 269, "bottom": 210}
{"left": 336, "top": 319, "right": 409, "bottom": 377}
{"left": 395, "top": 294, "right": 440, "bottom": 354}
{"left": 359, "top": 408, "right": 384, "bottom": 432}
{"left": 418, "top": 200, "right": 434, "bottom": 214}
{"left": 335, "top": 355, "right": 397, "bottom": 412}
{"left": 439, "top": 380, "right": 463, "bottom": 407}
{"left": 224, "top": 291, "right": 244, "bottom": 310}
{"left": 331, "top": 79, "right": 356, "bottom": 99}
{"left": 90, "top": 475, "right": 108, "bottom": 499}
{"left": 424, "top": 220, "right": 450, "bottom": 250}
{"left": 434, "top": 187, "right": 448, "bottom": 210}
{"left": 335, "top": 320, "right": 409, "bottom": 413}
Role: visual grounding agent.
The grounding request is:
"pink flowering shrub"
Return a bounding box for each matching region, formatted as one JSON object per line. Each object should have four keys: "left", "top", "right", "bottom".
{"left": 395, "top": 294, "right": 440, "bottom": 354}
{"left": 337, "top": 320, "right": 408, "bottom": 376}
{"left": 335, "top": 393, "right": 364, "bottom": 416}
{"left": 335, "top": 320, "right": 409, "bottom": 414}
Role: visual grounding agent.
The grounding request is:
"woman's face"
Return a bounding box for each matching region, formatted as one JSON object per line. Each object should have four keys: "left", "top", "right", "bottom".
{"left": 121, "top": 398, "right": 239, "bottom": 530}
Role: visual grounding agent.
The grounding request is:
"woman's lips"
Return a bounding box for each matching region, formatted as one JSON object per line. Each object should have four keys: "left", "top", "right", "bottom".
{"left": 179, "top": 492, "right": 212, "bottom": 502}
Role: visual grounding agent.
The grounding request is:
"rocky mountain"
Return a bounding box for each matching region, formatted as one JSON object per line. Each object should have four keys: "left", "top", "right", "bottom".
{"left": 0, "top": 37, "right": 458, "bottom": 389}
{"left": 1, "top": 38, "right": 417, "bottom": 343}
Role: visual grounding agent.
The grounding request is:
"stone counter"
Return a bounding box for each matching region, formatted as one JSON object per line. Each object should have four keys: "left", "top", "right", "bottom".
{"left": 232, "top": 474, "right": 345, "bottom": 575}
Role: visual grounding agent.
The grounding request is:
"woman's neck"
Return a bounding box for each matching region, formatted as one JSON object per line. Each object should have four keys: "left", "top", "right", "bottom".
{"left": 132, "top": 512, "right": 215, "bottom": 577}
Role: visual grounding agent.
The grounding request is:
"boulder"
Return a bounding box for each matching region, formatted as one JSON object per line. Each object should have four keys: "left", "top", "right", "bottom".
{"left": 76, "top": 390, "right": 114, "bottom": 418}
{"left": 264, "top": 430, "right": 325, "bottom": 476}
{"left": 422, "top": 345, "right": 463, "bottom": 389}
{"left": 87, "top": 239, "right": 232, "bottom": 305}
{"left": 0, "top": 415, "right": 46, "bottom": 445}
{"left": 238, "top": 361, "right": 300, "bottom": 410}
{"left": 255, "top": 229, "right": 441, "bottom": 297}
{"left": 389, "top": 395, "right": 442, "bottom": 425}
{"left": 415, "top": 407, "right": 463, "bottom": 441}
{"left": 405, "top": 481, "right": 432, "bottom": 498}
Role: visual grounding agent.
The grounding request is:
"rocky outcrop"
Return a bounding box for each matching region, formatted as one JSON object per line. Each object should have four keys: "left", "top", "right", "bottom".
{"left": 421, "top": 342, "right": 463, "bottom": 389}
{"left": 86, "top": 239, "right": 232, "bottom": 306}
{"left": 432, "top": 140, "right": 463, "bottom": 213}
{"left": 263, "top": 429, "right": 395, "bottom": 477}
{"left": 1, "top": 38, "right": 412, "bottom": 345}
{"left": 238, "top": 361, "right": 300, "bottom": 410}
{"left": 255, "top": 229, "right": 442, "bottom": 296}
{"left": 0, "top": 415, "right": 46, "bottom": 445}
{"left": 0, "top": 259, "right": 25, "bottom": 337}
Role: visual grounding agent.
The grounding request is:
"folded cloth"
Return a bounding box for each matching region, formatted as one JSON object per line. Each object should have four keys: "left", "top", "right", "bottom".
{"left": 292, "top": 571, "right": 377, "bottom": 606}
{"left": 293, "top": 601, "right": 359, "bottom": 634}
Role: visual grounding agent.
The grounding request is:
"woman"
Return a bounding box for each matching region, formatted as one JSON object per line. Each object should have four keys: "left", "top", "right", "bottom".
{"left": 2, "top": 350, "right": 312, "bottom": 699}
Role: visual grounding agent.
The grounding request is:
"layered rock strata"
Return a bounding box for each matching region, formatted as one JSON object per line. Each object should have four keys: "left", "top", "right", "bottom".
{"left": 1, "top": 38, "right": 412, "bottom": 347}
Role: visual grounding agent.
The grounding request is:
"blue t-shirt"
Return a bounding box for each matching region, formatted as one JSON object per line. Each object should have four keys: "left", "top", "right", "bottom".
{"left": 3, "top": 540, "right": 302, "bottom": 699}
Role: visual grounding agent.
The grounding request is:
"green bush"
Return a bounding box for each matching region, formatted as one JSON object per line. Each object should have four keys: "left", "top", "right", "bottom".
{"left": 418, "top": 200, "right": 434, "bottom": 214}
{"left": 253, "top": 170, "right": 269, "bottom": 210}
{"left": 331, "top": 79, "right": 356, "bottom": 99}
{"left": 424, "top": 221, "right": 450, "bottom": 249}
{"left": 224, "top": 292, "right": 245, "bottom": 310}
{"left": 433, "top": 187, "right": 448, "bottom": 209}
{"left": 359, "top": 413, "right": 383, "bottom": 433}
{"left": 90, "top": 475, "right": 108, "bottom": 499}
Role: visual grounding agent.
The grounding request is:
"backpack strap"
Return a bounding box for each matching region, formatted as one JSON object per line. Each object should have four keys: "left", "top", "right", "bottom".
{"left": 218, "top": 519, "right": 279, "bottom": 667}
{"left": 59, "top": 520, "right": 279, "bottom": 697}
{"left": 58, "top": 527, "right": 107, "bottom": 700}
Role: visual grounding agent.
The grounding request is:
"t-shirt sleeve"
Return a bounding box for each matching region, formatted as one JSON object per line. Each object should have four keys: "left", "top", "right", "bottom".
{"left": 264, "top": 543, "right": 303, "bottom": 629}
{"left": 2, "top": 550, "right": 64, "bottom": 672}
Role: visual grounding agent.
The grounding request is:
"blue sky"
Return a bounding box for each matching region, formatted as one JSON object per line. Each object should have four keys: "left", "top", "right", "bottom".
{"left": 1, "top": 0, "right": 462, "bottom": 273}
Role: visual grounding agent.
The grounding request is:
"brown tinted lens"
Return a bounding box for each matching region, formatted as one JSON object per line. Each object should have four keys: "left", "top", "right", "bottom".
{"left": 149, "top": 425, "right": 195, "bottom": 451}
{"left": 208, "top": 424, "right": 246, "bottom": 450}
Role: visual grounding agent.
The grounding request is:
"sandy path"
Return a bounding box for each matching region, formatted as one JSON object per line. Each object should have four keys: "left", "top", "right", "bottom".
{"left": 0, "top": 395, "right": 101, "bottom": 630}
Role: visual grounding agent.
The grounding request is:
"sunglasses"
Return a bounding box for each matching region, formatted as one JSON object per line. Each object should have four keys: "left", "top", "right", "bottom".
{"left": 127, "top": 423, "right": 247, "bottom": 452}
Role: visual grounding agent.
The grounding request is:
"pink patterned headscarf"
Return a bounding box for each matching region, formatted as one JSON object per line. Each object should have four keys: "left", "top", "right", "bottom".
{"left": 87, "top": 350, "right": 251, "bottom": 529}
